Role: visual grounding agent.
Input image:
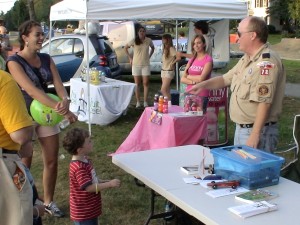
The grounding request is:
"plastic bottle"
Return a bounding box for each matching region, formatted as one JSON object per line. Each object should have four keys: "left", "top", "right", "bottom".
{"left": 90, "top": 67, "right": 100, "bottom": 85}
{"left": 153, "top": 94, "right": 159, "bottom": 111}
{"left": 206, "top": 107, "right": 218, "bottom": 143}
{"left": 59, "top": 112, "right": 78, "bottom": 129}
{"left": 59, "top": 118, "right": 71, "bottom": 129}
{"left": 158, "top": 95, "right": 164, "bottom": 113}
{"left": 100, "top": 71, "right": 106, "bottom": 82}
{"left": 218, "top": 106, "right": 226, "bottom": 144}
{"left": 163, "top": 96, "right": 168, "bottom": 114}
{"left": 80, "top": 66, "right": 87, "bottom": 82}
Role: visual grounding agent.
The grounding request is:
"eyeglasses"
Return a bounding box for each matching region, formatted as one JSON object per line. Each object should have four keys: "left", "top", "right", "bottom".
{"left": 237, "top": 31, "right": 254, "bottom": 38}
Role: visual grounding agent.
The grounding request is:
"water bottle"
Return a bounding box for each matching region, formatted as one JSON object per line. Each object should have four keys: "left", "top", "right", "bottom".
{"left": 59, "top": 112, "right": 78, "bottom": 129}
{"left": 59, "top": 118, "right": 70, "bottom": 129}
{"left": 163, "top": 96, "right": 168, "bottom": 114}
{"left": 218, "top": 106, "right": 226, "bottom": 144}
{"left": 100, "top": 71, "right": 106, "bottom": 82}
{"left": 153, "top": 94, "right": 159, "bottom": 111}
{"left": 80, "top": 66, "right": 87, "bottom": 82}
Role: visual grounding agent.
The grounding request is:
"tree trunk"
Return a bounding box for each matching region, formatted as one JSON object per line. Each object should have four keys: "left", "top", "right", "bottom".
{"left": 27, "top": 0, "right": 36, "bottom": 21}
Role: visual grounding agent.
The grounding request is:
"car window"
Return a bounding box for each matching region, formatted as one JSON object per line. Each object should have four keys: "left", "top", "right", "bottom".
{"left": 42, "top": 38, "right": 84, "bottom": 56}
{"left": 103, "top": 41, "right": 113, "bottom": 54}
{"left": 74, "top": 39, "right": 84, "bottom": 53}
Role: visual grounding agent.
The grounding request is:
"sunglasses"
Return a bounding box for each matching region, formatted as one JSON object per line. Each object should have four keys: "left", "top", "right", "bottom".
{"left": 237, "top": 31, "right": 253, "bottom": 38}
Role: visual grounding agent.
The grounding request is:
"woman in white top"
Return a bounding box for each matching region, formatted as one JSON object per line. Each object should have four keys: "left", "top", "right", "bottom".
{"left": 125, "top": 26, "right": 155, "bottom": 108}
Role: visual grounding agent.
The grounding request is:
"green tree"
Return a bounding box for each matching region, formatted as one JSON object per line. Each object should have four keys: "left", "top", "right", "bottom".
{"left": 268, "top": 0, "right": 293, "bottom": 32}
{"left": 288, "top": 0, "right": 300, "bottom": 24}
{"left": 5, "top": 0, "right": 29, "bottom": 30}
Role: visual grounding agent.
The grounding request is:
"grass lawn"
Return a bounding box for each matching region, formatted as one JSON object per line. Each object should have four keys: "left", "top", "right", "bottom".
{"left": 31, "top": 65, "right": 300, "bottom": 225}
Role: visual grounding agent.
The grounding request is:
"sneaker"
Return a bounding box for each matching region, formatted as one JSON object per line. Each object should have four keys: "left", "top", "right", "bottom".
{"left": 143, "top": 101, "right": 148, "bottom": 107}
{"left": 164, "top": 200, "right": 175, "bottom": 221}
{"left": 136, "top": 102, "right": 141, "bottom": 108}
{"left": 45, "top": 201, "right": 65, "bottom": 218}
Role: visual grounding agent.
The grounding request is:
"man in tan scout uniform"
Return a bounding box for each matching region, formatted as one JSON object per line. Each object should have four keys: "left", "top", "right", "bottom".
{"left": 188, "top": 16, "right": 286, "bottom": 153}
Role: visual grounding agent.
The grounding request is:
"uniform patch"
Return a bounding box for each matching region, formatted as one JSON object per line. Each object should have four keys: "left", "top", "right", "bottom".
{"left": 261, "top": 69, "right": 269, "bottom": 75}
{"left": 248, "top": 68, "right": 252, "bottom": 74}
{"left": 257, "top": 61, "right": 275, "bottom": 69}
{"left": 258, "top": 85, "right": 269, "bottom": 96}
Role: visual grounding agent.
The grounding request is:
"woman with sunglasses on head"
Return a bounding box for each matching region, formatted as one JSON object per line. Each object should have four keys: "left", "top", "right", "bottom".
{"left": 6, "top": 20, "right": 77, "bottom": 218}
{"left": 125, "top": 25, "right": 155, "bottom": 108}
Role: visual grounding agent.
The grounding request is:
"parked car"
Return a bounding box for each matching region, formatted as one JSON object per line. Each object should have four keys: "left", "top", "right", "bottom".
{"left": 40, "top": 33, "right": 121, "bottom": 87}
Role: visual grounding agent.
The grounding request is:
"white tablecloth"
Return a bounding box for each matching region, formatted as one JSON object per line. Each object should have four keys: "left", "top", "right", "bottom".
{"left": 70, "top": 78, "right": 135, "bottom": 125}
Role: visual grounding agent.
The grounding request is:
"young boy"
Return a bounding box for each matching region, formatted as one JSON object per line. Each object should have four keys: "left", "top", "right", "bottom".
{"left": 63, "top": 128, "right": 121, "bottom": 225}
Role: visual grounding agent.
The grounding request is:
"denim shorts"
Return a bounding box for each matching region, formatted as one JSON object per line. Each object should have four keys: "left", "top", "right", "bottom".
{"left": 234, "top": 123, "right": 278, "bottom": 153}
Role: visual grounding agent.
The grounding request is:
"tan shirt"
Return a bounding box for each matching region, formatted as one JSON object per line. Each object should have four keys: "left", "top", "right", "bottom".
{"left": 162, "top": 46, "right": 177, "bottom": 71}
{"left": 128, "top": 37, "right": 154, "bottom": 66}
{"left": 223, "top": 44, "right": 286, "bottom": 124}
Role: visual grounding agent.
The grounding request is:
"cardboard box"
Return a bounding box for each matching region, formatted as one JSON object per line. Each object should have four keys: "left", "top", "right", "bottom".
{"left": 211, "top": 145, "right": 285, "bottom": 190}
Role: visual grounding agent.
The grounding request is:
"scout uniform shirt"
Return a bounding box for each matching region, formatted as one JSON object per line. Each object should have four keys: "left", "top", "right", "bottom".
{"left": 128, "top": 37, "right": 154, "bottom": 66}
{"left": 162, "top": 46, "right": 177, "bottom": 71}
{"left": 223, "top": 44, "right": 286, "bottom": 124}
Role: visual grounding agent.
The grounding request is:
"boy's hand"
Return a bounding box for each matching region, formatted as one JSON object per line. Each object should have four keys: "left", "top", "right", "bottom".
{"left": 110, "top": 179, "right": 121, "bottom": 188}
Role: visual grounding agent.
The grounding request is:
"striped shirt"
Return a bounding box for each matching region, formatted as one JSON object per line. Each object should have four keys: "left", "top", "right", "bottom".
{"left": 69, "top": 158, "right": 102, "bottom": 221}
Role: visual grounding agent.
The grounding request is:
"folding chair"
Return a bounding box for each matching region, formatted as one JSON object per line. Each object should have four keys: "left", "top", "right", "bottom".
{"left": 275, "top": 115, "right": 300, "bottom": 182}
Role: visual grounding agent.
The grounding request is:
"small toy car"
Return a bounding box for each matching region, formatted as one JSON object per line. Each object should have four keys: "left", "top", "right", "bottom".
{"left": 207, "top": 180, "right": 240, "bottom": 189}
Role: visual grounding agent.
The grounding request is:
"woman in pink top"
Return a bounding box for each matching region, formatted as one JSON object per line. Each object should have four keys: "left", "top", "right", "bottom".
{"left": 181, "top": 34, "right": 213, "bottom": 112}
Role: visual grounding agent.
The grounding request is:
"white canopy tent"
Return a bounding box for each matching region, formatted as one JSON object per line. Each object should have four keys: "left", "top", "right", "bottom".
{"left": 50, "top": 0, "right": 247, "bottom": 21}
{"left": 49, "top": 0, "right": 247, "bottom": 133}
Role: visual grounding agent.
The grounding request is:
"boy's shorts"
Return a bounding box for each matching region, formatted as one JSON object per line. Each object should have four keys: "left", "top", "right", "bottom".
{"left": 161, "top": 70, "right": 175, "bottom": 79}
{"left": 132, "top": 65, "right": 151, "bottom": 76}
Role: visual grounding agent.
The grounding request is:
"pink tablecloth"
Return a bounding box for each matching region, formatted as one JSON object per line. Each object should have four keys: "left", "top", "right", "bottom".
{"left": 114, "top": 105, "right": 207, "bottom": 154}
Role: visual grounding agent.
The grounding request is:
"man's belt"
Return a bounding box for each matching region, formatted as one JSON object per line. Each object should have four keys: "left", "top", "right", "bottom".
{"left": 239, "top": 122, "right": 277, "bottom": 128}
{"left": 1, "top": 148, "right": 19, "bottom": 154}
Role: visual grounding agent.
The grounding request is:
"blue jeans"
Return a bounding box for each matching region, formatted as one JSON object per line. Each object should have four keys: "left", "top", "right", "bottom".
{"left": 74, "top": 217, "right": 98, "bottom": 225}
{"left": 234, "top": 123, "right": 278, "bottom": 153}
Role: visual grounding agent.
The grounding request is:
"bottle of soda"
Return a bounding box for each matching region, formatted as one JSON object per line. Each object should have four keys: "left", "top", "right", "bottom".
{"left": 163, "top": 96, "right": 168, "bottom": 113}
{"left": 158, "top": 95, "right": 164, "bottom": 113}
{"left": 153, "top": 94, "right": 159, "bottom": 111}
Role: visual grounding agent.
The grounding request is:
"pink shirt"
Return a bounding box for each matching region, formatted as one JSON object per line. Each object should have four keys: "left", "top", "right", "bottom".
{"left": 185, "top": 54, "right": 213, "bottom": 97}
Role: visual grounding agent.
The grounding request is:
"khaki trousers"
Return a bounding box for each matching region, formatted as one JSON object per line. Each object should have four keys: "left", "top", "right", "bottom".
{"left": 0, "top": 149, "right": 33, "bottom": 225}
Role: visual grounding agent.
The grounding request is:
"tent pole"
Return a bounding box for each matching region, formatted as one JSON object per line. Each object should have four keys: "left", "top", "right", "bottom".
{"left": 85, "top": 19, "right": 92, "bottom": 136}
{"left": 175, "top": 20, "right": 179, "bottom": 91}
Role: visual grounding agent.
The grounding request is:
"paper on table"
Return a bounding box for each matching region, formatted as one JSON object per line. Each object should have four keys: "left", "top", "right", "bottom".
{"left": 228, "top": 201, "right": 278, "bottom": 218}
{"left": 206, "top": 187, "right": 249, "bottom": 198}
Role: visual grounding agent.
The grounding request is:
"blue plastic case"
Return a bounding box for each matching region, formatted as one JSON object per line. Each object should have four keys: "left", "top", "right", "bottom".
{"left": 211, "top": 145, "right": 285, "bottom": 190}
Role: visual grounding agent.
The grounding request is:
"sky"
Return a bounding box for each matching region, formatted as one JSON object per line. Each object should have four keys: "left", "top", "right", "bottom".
{"left": 0, "top": 0, "right": 16, "bottom": 13}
